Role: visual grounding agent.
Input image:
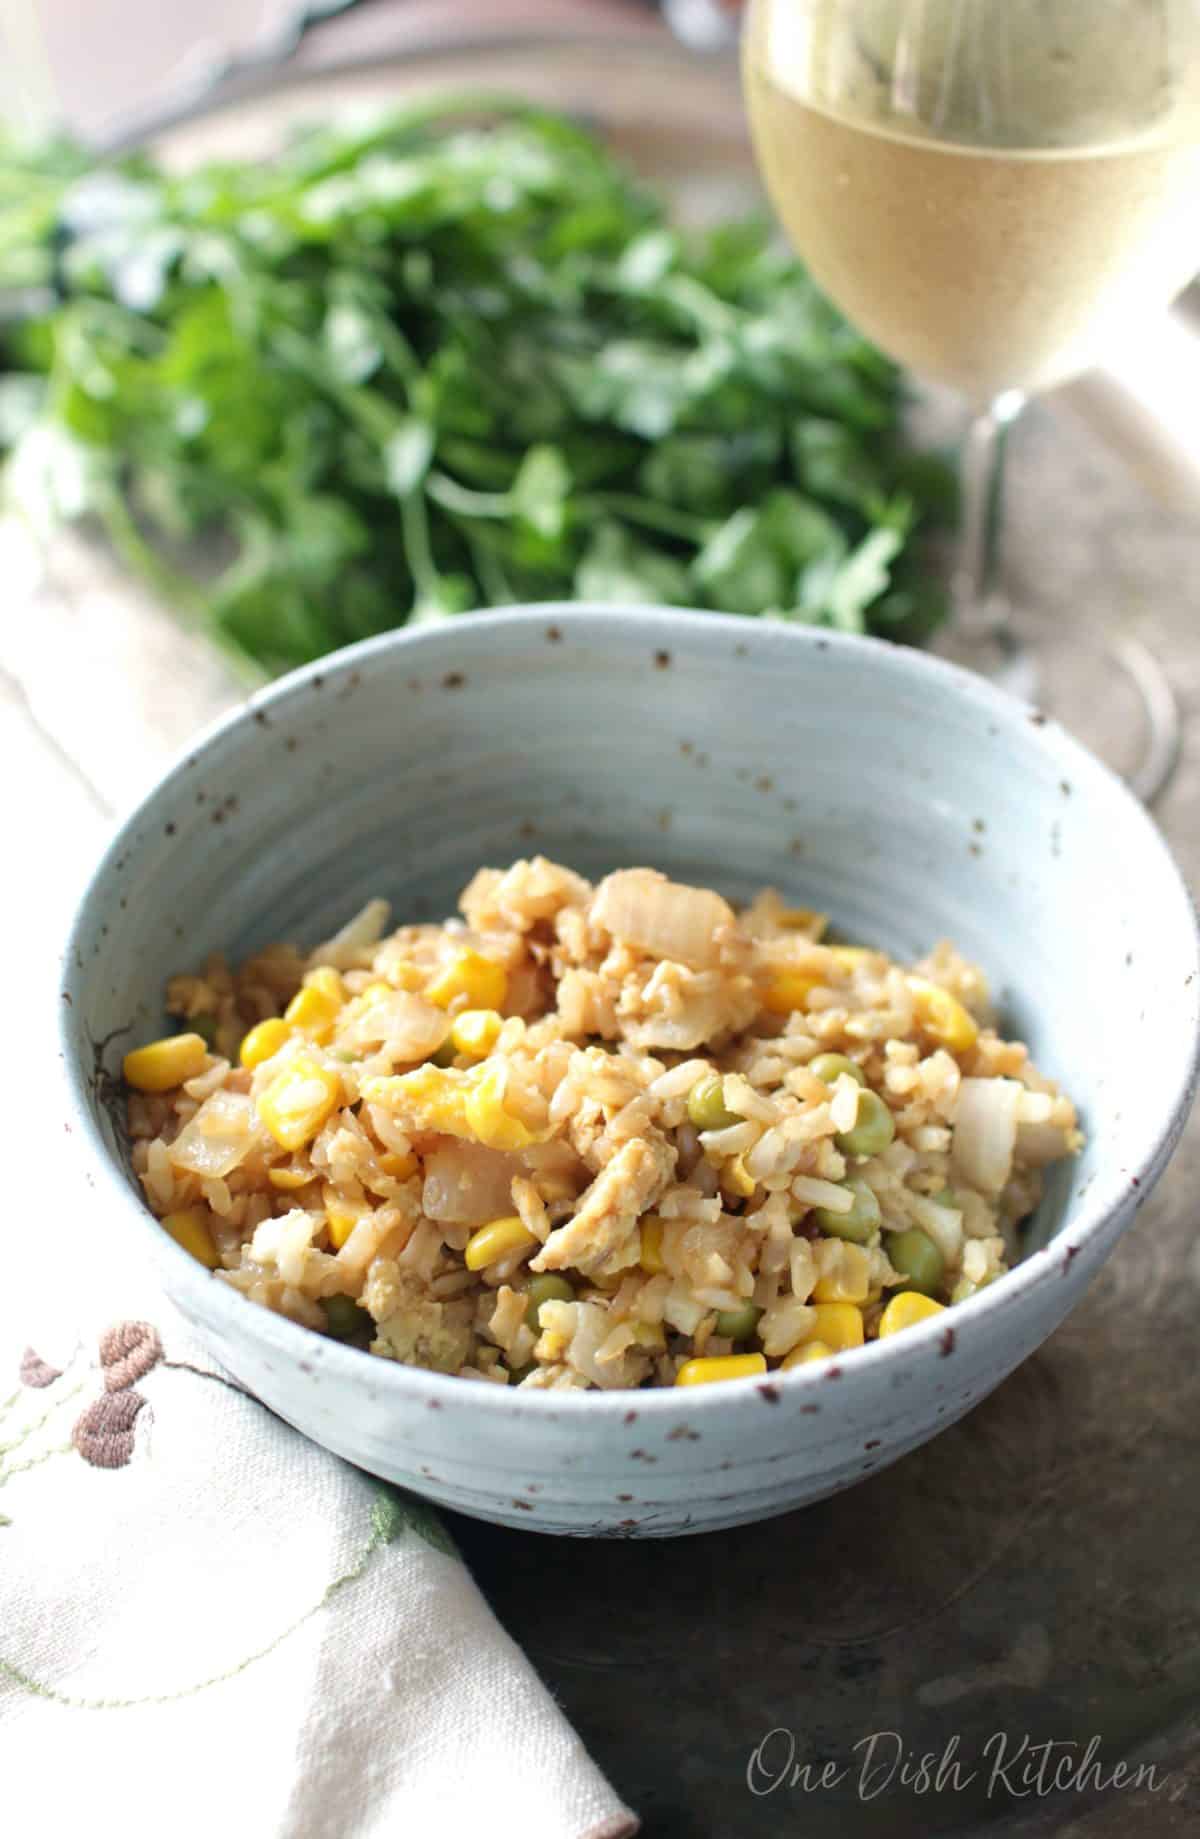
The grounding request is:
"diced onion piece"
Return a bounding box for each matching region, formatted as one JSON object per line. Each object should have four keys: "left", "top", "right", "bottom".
{"left": 951, "top": 1077, "right": 1022, "bottom": 1195}
{"left": 167, "top": 1091, "right": 265, "bottom": 1178}
{"left": 904, "top": 1191, "right": 965, "bottom": 1265}
{"left": 307, "top": 898, "right": 390, "bottom": 970}
{"left": 590, "top": 869, "right": 733, "bottom": 969}
{"left": 340, "top": 990, "right": 449, "bottom": 1061}
{"left": 662, "top": 1285, "right": 708, "bottom": 1336}
{"left": 422, "top": 1142, "right": 521, "bottom": 1225}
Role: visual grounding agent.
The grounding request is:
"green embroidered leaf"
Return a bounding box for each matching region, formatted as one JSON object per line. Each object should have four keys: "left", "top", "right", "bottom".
{"left": 372, "top": 1484, "right": 459, "bottom": 1559}
{"left": 371, "top": 1489, "right": 406, "bottom": 1546}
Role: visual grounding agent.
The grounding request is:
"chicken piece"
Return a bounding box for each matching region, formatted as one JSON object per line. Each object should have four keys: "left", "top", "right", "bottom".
{"left": 531, "top": 1136, "right": 675, "bottom": 1275}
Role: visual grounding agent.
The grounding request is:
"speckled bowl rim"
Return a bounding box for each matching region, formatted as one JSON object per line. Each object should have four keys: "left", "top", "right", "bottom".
{"left": 60, "top": 605, "right": 1200, "bottom": 1417}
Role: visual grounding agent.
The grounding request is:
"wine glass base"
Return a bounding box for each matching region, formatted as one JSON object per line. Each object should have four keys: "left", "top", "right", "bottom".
{"left": 929, "top": 615, "right": 1182, "bottom": 805}
{"left": 1108, "top": 635, "right": 1183, "bottom": 805}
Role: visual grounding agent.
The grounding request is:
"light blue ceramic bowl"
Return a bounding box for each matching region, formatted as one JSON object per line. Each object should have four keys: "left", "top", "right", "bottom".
{"left": 60, "top": 608, "right": 1200, "bottom": 1535}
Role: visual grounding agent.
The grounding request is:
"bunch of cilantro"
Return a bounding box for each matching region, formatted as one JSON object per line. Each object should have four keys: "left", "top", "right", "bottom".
{"left": 0, "top": 101, "right": 953, "bottom": 676}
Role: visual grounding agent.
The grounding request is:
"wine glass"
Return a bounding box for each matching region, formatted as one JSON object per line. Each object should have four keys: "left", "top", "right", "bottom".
{"left": 741, "top": 0, "right": 1200, "bottom": 799}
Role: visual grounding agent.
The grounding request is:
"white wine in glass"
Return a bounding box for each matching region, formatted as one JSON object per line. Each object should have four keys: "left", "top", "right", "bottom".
{"left": 742, "top": 0, "right": 1200, "bottom": 796}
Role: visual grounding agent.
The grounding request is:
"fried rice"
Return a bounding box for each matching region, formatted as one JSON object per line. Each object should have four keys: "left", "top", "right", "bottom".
{"left": 124, "top": 859, "right": 1082, "bottom": 1390}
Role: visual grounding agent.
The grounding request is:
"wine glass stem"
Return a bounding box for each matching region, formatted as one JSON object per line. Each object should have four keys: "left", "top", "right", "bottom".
{"left": 954, "top": 389, "right": 1025, "bottom": 629}
{"left": 948, "top": 389, "right": 1181, "bottom": 805}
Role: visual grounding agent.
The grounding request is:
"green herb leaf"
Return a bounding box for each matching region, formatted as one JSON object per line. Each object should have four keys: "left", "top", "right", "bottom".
{"left": 0, "top": 100, "right": 951, "bottom": 672}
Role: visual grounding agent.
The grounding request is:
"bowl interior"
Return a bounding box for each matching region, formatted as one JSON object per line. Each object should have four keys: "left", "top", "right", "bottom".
{"left": 66, "top": 608, "right": 1200, "bottom": 1272}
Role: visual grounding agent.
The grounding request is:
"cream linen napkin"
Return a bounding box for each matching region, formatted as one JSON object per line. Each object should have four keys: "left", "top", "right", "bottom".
{"left": 0, "top": 1214, "right": 638, "bottom": 1839}
{"left": 4, "top": 535, "right": 637, "bottom": 1836}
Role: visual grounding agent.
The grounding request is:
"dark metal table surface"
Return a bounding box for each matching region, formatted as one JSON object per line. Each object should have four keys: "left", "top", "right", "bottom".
{"left": 449, "top": 396, "right": 1200, "bottom": 1838}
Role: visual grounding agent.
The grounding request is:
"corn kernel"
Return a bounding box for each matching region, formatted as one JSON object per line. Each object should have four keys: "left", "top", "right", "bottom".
{"left": 376, "top": 1150, "right": 417, "bottom": 1180}
{"left": 809, "top": 1301, "right": 865, "bottom": 1351}
{"left": 906, "top": 977, "right": 979, "bottom": 1053}
{"left": 632, "top": 1320, "right": 667, "bottom": 1351}
{"left": 123, "top": 1033, "right": 209, "bottom": 1093}
{"left": 257, "top": 1051, "right": 342, "bottom": 1150}
{"left": 639, "top": 1215, "right": 666, "bottom": 1274}
{"left": 323, "top": 1183, "right": 368, "bottom": 1251}
{"left": 426, "top": 949, "right": 508, "bottom": 1013}
{"left": 284, "top": 973, "right": 344, "bottom": 1044}
{"left": 450, "top": 1007, "right": 504, "bottom": 1058}
{"left": 781, "top": 1338, "right": 834, "bottom": 1369}
{"left": 762, "top": 969, "right": 819, "bottom": 1016}
{"left": 240, "top": 1017, "right": 291, "bottom": 1069}
{"left": 465, "top": 1215, "right": 538, "bottom": 1271}
{"left": 721, "top": 1153, "right": 757, "bottom": 1199}
{"left": 161, "top": 1207, "right": 220, "bottom": 1269}
{"left": 675, "top": 1353, "right": 767, "bottom": 1387}
{"left": 878, "top": 1290, "right": 947, "bottom": 1338}
{"left": 267, "top": 1164, "right": 312, "bottom": 1191}
{"left": 380, "top": 960, "right": 425, "bottom": 993}
{"left": 813, "top": 1242, "right": 872, "bottom": 1305}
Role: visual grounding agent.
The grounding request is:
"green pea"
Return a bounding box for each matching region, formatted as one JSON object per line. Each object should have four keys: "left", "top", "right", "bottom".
{"left": 429, "top": 1039, "right": 458, "bottom": 1067}
{"left": 812, "top": 1175, "right": 881, "bottom": 1244}
{"left": 835, "top": 1088, "right": 895, "bottom": 1158}
{"left": 886, "top": 1228, "right": 945, "bottom": 1296}
{"left": 810, "top": 1052, "right": 866, "bottom": 1087}
{"left": 687, "top": 1072, "right": 741, "bottom": 1132}
{"left": 714, "top": 1302, "right": 762, "bottom": 1341}
{"left": 525, "top": 1273, "right": 575, "bottom": 1331}
{"left": 322, "top": 1294, "right": 373, "bottom": 1344}
{"left": 507, "top": 1363, "right": 536, "bottom": 1385}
